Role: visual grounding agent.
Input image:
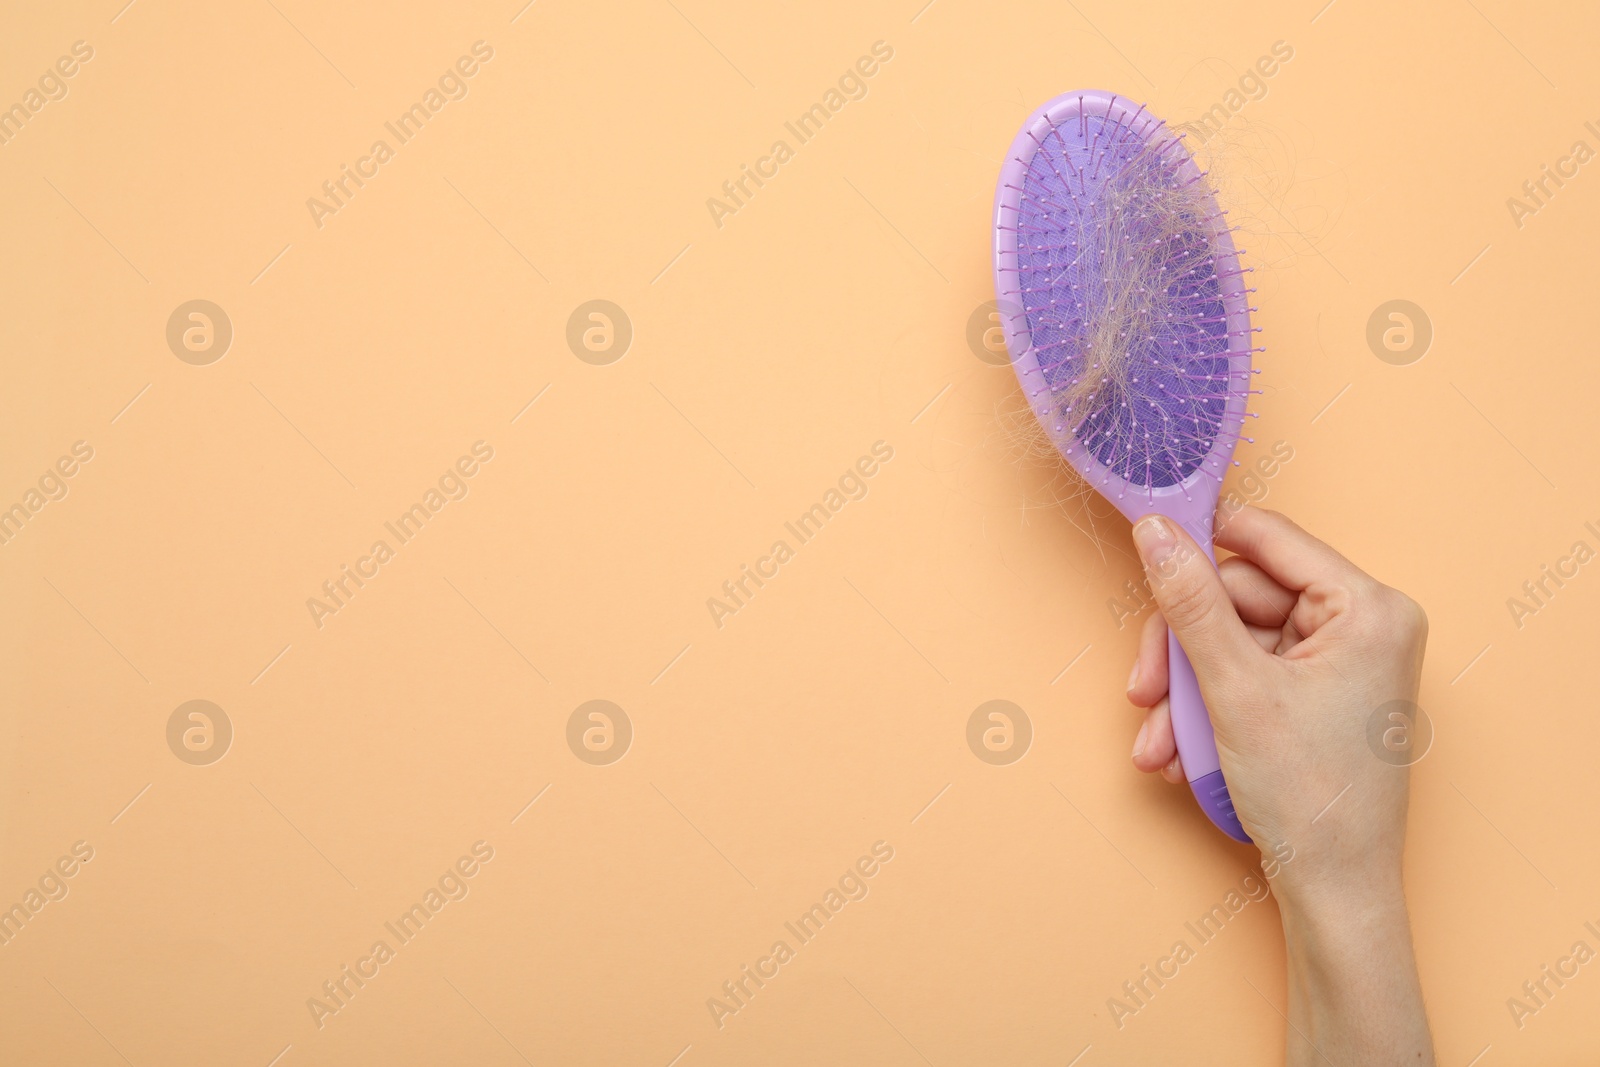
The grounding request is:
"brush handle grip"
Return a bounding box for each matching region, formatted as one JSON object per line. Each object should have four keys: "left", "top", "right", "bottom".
{"left": 1167, "top": 628, "right": 1251, "bottom": 843}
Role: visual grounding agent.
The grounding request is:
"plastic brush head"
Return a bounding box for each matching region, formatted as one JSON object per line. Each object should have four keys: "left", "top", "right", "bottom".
{"left": 993, "top": 92, "right": 1257, "bottom": 523}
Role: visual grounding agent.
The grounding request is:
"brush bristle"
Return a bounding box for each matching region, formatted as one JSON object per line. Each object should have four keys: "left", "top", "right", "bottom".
{"left": 1006, "top": 96, "right": 1257, "bottom": 494}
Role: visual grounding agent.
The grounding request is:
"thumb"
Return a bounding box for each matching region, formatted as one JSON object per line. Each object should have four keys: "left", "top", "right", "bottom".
{"left": 1132, "top": 515, "right": 1258, "bottom": 681}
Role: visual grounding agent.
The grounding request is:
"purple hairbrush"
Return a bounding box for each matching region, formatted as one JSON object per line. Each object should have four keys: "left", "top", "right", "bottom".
{"left": 992, "top": 91, "right": 1260, "bottom": 842}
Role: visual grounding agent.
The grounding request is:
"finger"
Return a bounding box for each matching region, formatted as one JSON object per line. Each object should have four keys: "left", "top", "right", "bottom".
{"left": 1219, "top": 556, "right": 1297, "bottom": 629}
{"left": 1160, "top": 751, "right": 1185, "bottom": 784}
{"left": 1131, "top": 515, "right": 1261, "bottom": 683}
{"left": 1131, "top": 697, "right": 1176, "bottom": 773}
{"left": 1127, "top": 610, "right": 1169, "bottom": 708}
{"left": 1246, "top": 623, "right": 1282, "bottom": 652}
{"left": 1276, "top": 619, "right": 1305, "bottom": 655}
{"left": 1215, "top": 506, "right": 1363, "bottom": 593}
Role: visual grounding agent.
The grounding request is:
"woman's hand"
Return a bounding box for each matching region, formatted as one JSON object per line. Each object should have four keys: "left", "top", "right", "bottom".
{"left": 1123, "top": 505, "right": 1435, "bottom": 1065}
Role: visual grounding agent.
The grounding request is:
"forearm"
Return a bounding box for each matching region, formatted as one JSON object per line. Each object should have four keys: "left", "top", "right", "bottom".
{"left": 1278, "top": 874, "right": 1434, "bottom": 1066}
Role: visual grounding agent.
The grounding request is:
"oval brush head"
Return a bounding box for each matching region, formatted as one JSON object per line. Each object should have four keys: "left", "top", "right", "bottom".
{"left": 995, "top": 92, "right": 1259, "bottom": 515}
{"left": 992, "top": 91, "right": 1260, "bottom": 843}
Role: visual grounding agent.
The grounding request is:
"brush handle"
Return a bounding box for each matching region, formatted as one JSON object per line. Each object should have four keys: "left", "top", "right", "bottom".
{"left": 1167, "top": 627, "right": 1250, "bottom": 842}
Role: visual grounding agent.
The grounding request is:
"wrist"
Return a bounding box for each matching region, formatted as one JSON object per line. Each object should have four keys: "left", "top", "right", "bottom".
{"left": 1274, "top": 861, "right": 1406, "bottom": 928}
{"left": 1275, "top": 870, "right": 1433, "bottom": 1065}
{"left": 1277, "top": 869, "right": 1412, "bottom": 975}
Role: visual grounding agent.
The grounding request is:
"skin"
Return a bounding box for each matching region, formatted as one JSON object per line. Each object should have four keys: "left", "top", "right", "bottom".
{"left": 1124, "top": 506, "right": 1435, "bottom": 1066}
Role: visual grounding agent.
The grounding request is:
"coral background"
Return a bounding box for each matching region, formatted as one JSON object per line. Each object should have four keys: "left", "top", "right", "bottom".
{"left": 1, "top": 1, "right": 1595, "bottom": 1063}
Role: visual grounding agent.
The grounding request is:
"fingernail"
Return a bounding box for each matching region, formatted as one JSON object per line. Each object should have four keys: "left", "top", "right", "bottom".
{"left": 1132, "top": 722, "right": 1148, "bottom": 760}
{"left": 1132, "top": 516, "right": 1177, "bottom": 567}
{"left": 1126, "top": 659, "right": 1140, "bottom": 693}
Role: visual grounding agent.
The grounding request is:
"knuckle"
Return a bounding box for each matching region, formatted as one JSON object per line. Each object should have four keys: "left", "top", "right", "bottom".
{"left": 1348, "top": 576, "right": 1388, "bottom": 615}
{"left": 1375, "top": 584, "right": 1425, "bottom": 628}
{"left": 1391, "top": 590, "right": 1429, "bottom": 641}
{"left": 1353, "top": 582, "right": 1428, "bottom": 644}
